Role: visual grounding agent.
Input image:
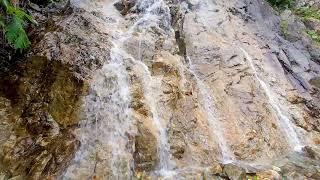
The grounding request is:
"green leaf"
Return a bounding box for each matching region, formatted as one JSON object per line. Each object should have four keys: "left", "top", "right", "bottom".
{"left": 1, "top": 0, "right": 34, "bottom": 50}
{"left": 0, "top": 15, "right": 5, "bottom": 28}
{"left": 7, "top": 6, "right": 38, "bottom": 24}
{"left": 0, "top": 0, "right": 9, "bottom": 10}
{"left": 5, "top": 16, "right": 31, "bottom": 50}
{"left": 14, "top": 29, "right": 31, "bottom": 50}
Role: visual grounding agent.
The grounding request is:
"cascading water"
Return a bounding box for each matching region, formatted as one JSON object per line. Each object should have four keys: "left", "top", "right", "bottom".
{"left": 135, "top": 59, "right": 175, "bottom": 175}
{"left": 2, "top": 0, "right": 320, "bottom": 178}
{"left": 64, "top": 44, "right": 133, "bottom": 179}
{"left": 123, "top": 0, "right": 175, "bottom": 174}
{"left": 170, "top": 0, "right": 235, "bottom": 163}
{"left": 65, "top": 0, "right": 175, "bottom": 178}
{"left": 185, "top": 57, "right": 235, "bottom": 163}
{"left": 240, "top": 48, "right": 302, "bottom": 151}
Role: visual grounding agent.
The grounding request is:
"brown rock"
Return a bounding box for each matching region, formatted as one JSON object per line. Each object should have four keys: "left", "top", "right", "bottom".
{"left": 209, "top": 163, "right": 223, "bottom": 175}
{"left": 223, "top": 163, "right": 246, "bottom": 180}
{"left": 302, "top": 146, "right": 320, "bottom": 160}
{"left": 1, "top": 133, "right": 79, "bottom": 179}
{"left": 256, "top": 170, "right": 282, "bottom": 180}
{"left": 133, "top": 120, "right": 158, "bottom": 172}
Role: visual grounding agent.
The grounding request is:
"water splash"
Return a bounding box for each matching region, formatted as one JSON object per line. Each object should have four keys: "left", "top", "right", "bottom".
{"left": 240, "top": 48, "right": 302, "bottom": 150}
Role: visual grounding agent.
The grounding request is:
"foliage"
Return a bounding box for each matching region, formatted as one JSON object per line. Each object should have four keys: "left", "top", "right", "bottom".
{"left": 5, "top": 16, "right": 31, "bottom": 50}
{"left": 0, "top": 0, "right": 36, "bottom": 51}
{"left": 0, "top": 14, "right": 4, "bottom": 27}
{"left": 306, "top": 30, "right": 320, "bottom": 45}
{"left": 295, "top": 7, "right": 320, "bottom": 21}
{"left": 267, "top": 0, "right": 294, "bottom": 9}
{"left": 293, "top": 7, "right": 320, "bottom": 45}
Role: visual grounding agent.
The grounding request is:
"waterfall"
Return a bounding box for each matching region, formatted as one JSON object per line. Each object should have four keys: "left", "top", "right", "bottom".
{"left": 65, "top": 0, "right": 175, "bottom": 178}
{"left": 135, "top": 59, "right": 175, "bottom": 175}
{"left": 185, "top": 57, "right": 235, "bottom": 163}
{"left": 126, "top": 0, "right": 175, "bottom": 174}
{"left": 110, "top": 47, "right": 175, "bottom": 175}
{"left": 64, "top": 44, "right": 133, "bottom": 179}
{"left": 240, "top": 48, "right": 302, "bottom": 151}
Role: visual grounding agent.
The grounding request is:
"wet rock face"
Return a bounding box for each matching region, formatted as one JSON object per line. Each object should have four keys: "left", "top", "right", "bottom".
{"left": 222, "top": 164, "right": 246, "bottom": 180}
{"left": 133, "top": 122, "right": 158, "bottom": 171}
{"left": 2, "top": 133, "right": 79, "bottom": 179}
{"left": 1, "top": 56, "right": 86, "bottom": 127}
{"left": 0, "top": 56, "right": 84, "bottom": 178}
{"left": 0, "top": 5, "right": 113, "bottom": 179}
{"left": 1, "top": 0, "right": 320, "bottom": 179}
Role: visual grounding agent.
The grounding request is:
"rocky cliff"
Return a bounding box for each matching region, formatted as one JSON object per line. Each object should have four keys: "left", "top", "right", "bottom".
{"left": 0, "top": 0, "right": 320, "bottom": 179}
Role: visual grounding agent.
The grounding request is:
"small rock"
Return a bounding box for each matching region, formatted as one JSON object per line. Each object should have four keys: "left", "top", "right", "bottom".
{"left": 257, "top": 169, "right": 282, "bottom": 180}
{"left": 29, "top": 3, "right": 41, "bottom": 11}
{"left": 114, "top": 1, "right": 125, "bottom": 11}
{"left": 223, "top": 163, "right": 246, "bottom": 180}
{"left": 286, "top": 91, "right": 304, "bottom": 104}
{"left": 209, "top": 163, "right": 223, "bottom": 175}
{"left": 272, "top": 166, "right": 282, "bottom": 173}
{"left": 302, "top": 146, "right": 320, "bottom": 160}
{"left": 8, "top": 176, "right": 24, "bottom": 180}
{"left": 0, "top": 174, "right": 8, "bottom": 180}
{"left": 309, "top": 77, "right": 320, "bottom": 89}
{"left": 114, "top": 0, "right": 136, "bottom": 15}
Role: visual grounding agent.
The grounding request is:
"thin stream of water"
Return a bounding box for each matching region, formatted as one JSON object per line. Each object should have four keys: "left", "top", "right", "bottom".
{"left": 185, "top": 57, "right": 235, "bottom": 163}
{"left": 240, "top": 48, "right": 302, "bottom": 150}
{"left": 125, "top": 0, "right": 175, "bottom": 174}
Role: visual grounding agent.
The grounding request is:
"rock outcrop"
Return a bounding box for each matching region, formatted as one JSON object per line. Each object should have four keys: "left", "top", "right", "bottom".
{"left": 0, "top": 2, "right": 111, "bottom": 179}
{"left": 0, "top": 0, "right": 320, "bottom": 179}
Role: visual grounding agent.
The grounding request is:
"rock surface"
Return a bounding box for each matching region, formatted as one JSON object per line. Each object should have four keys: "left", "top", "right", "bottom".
{"left": 0, "top": 0, "right": 320, "bottom": 179}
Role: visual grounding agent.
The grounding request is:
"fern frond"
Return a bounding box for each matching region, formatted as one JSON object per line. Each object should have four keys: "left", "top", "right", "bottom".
{"left": 0, "top": 15, "right": 5, "bottom": 28}
{"left": 7, "top": 6, "right": 37, "bottom": 24}
{"left": 0, "top": 0, "right": 9, "bottom": 9}
{"left": 14, "top": 29, "right": 30, "bottom": 49}
{"left": 5, "top": 16, "right": 30, "bottom": 50}
{"left": 1, "top": 0, "right": 35, "bottom": 50}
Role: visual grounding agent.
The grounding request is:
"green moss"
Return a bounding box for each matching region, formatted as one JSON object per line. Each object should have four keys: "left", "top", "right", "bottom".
{"left": 246, "top": 175, "right": 259, "bottom": 180}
